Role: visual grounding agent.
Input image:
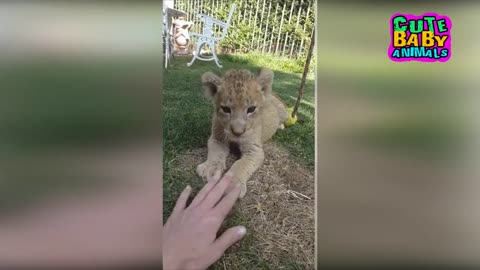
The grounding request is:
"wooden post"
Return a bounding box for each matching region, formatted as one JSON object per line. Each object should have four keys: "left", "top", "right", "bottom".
{"left": 248, "top": 0, "right": 253, "bottom": 27}
{"left": 295, "top": 0, "right": 303, "bottom": 29}
{"left": 251, "top": 0, "right": 261, "bottom": 50}
{"left": 298, "top": 2, "right": 311, "bottom": 57}
{"left": 290, "top": 0, "right": 303, "bottom": 58}
{"left": 256, "top": 0, "right": 266, "bottom": 51}
{"left": 289, "top": 40, "right": 296, "bottom": 58}
{"left": 243, "top": 1, "right": 248, "bottom": 23}
{"left": 184, "top": 0, "right": 188, "bottom": 20}
{"left": 268, "top": 2, "right": 279, "bottom": 54}
{"left": 268, "top": 25, "right": 275, "bottom": 54}
{"left": 292, "top": 27, "right": 315, "bottom": 118}
{"left": 282, "top": 33, "right": 289, "bottom": 57}
{"left": 192, "top": 0, "right": 196, "bottom": 31}
{"left": 275, "top": 2, "right": 286, "bottom": 55}
{"left": 281, "top": 0, "right": 295, "bottom": 57}
{"left": 236, "top": 0, "right": 242, "bottom": 24}
{"left": 261, "top": 1, "right": 272, "bottom": 53}
{"left": 288, "top": 0, "right": 295, "bottom": 24}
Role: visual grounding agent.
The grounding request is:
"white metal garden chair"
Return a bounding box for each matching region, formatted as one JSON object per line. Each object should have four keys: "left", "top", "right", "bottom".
{"left": 187, "top": 4, "right": 236, "bottom": 68}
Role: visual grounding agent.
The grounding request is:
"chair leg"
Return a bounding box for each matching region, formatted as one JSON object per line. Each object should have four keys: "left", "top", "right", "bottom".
{"left": 210, "top": 41, "right": 223, "bottom": 68}
{"left": 164, "top": 33, "right": 169, "bottom": 69}
{"left": 164, "top": 47, "right": 168, "bottom": 69}
{"left": 187, "top": 41, "right": 204, "bottom": 67}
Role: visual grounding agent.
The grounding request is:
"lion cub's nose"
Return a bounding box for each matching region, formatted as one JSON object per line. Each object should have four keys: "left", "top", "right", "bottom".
{"left": 231, "top": 127, "right": 246, "bottom": 136}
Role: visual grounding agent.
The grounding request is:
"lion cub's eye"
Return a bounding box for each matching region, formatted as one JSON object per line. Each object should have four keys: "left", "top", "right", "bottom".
{"left": 221, "top": 106, "right": 231, "bottom": 114}
{"left": 247, "top": 106, "right": 256, "bottom": 114}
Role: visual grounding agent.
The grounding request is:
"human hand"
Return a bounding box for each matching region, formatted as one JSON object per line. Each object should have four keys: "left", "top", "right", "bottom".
{"left": 163, "top": 173, "right": 246, "bottom": 270}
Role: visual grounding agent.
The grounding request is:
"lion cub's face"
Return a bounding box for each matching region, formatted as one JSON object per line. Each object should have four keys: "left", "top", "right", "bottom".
{"left": 201, "top": 68, "right": 273, "bottom": 138}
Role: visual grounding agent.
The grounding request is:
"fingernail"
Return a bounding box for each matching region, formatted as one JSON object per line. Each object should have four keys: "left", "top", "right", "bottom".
{"left": 185, "top": 185, "right": 191, "bottom": 191}
{"left": 237, "top": 226, "right": 247, "bottom": 236}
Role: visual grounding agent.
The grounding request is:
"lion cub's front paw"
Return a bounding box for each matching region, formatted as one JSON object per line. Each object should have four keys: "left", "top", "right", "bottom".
{"left": 226, "top": 180, "right": 248, "bottom": 198}
{"left": 196, "top": 161, "right": 225, "bottom": 182}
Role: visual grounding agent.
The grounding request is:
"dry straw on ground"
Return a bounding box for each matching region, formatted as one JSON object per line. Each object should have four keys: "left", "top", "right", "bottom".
{"left": 172, "top": 143, "right": 315, "bottom": 269}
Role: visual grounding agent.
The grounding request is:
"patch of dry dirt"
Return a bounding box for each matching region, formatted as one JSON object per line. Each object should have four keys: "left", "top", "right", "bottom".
{"left": 173, "top": 142, "right": 315, "bottom": 269}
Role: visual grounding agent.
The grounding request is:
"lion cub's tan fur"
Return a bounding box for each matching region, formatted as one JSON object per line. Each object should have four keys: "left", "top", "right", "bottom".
{"left": 197, "top": 68, "right": 288, "bottom": 197}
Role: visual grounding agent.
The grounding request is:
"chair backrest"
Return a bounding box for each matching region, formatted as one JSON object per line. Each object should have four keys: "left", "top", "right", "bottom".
{"left": 220, "top": 4, "right": 236, "bottom": 38}
{"left": 225, "top": 3, "right": 236, "bottom": 26}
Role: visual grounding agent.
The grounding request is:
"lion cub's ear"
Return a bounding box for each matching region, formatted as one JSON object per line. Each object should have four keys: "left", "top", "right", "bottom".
{"left": 201, "top": 72, "right": 222, "bottom": 99}
{"left": 256, "top": 68, "right": 274, "bottom": 94}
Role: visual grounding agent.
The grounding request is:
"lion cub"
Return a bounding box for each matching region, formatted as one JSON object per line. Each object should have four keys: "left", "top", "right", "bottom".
{"left": 196, "top": 68, "right": 288, "bottom": 198}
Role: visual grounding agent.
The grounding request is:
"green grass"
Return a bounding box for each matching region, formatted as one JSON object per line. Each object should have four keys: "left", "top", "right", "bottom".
{"left": 162, "top": 53, "right": 315, "bottom": 269}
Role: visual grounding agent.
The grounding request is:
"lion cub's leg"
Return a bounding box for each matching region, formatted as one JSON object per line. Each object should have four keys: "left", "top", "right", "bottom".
{"left": 227, "top": 143, "right": 265, "bottom": 198}
{"left": 197, "top": 136, "right": 229, "bottom": 182}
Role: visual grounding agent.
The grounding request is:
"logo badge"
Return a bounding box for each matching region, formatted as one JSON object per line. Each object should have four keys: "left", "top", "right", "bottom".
{"left": 388, "top": 13, "right": 452, "bottom": 62}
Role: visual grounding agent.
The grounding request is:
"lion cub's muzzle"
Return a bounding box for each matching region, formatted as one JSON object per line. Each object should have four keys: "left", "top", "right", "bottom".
{"left": 230, "top": 119, "right": 246, "bottom": 136}
{"left": 231, "top": 127, "right": 246, "bottom": 136}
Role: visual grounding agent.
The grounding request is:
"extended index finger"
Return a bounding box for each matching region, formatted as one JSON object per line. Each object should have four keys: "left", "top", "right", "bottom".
{"left": 212, "top": 184, "right": 241, "bottom": 219}
{"left": 199, "top": 173, "right": 233, "bottom": 210}
{"left": 189, "top": 178, "right": 218, "bottom": 208}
